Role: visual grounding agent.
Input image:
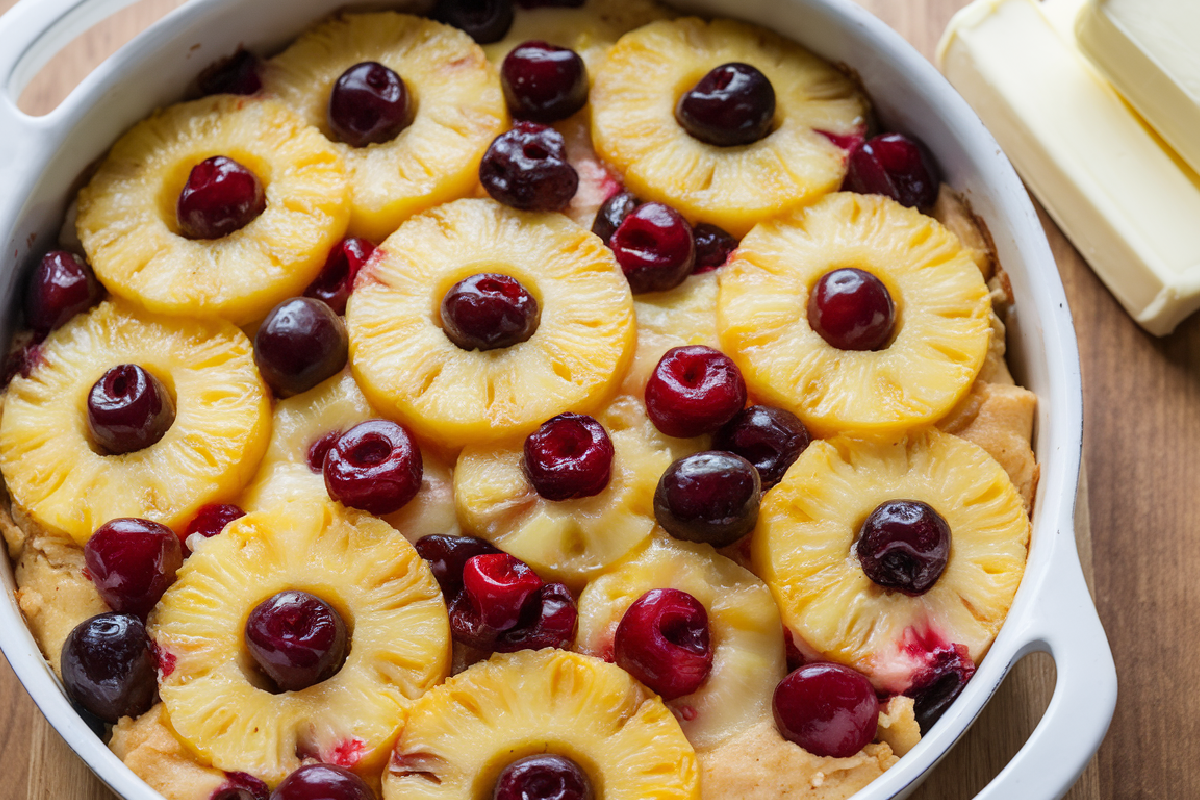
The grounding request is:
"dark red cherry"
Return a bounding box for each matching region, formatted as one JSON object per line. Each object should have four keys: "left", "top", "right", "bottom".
{"left": 433, "top": 0, "right": 514, "bottom": 44}
{"left": 856, "top": 500, "right": 951, "bottom": 596}
{"left": 269, "top": 763, "right": 374, "bottom": 800}
{"left": 245, "top": 591, "right": 348, "bottom": 692}
{"left": 773, "top": 662, "right": 879, "bottom": 758}
{"left": 615, "top": 588, "right": 712, "bottom": 701}
{"left": 905, "top": 645, "right": 976, "bottom": 732}
{"left": 691, "top": 223, "right": 737, "bottom": 273}
{"left": 24, "top": 250, "right": 102, "bottom": 335}
{"left": 182, "top": 503, "right": 246, "bottom": 555}
{"left": 87, "top": 365, "right": 176, "bottom": 455}
{"left": 494, "top": 582, "right": 576, "bottom": 652}
{"left": 493, "top": 754, "right": 594, "bottom": 800}
{"left": 441, "top": 273, "right": 541, "bottom": 351}
{"left": 480, "top": 122, "right": 578, "bottom": 211}
{"left": 645, "top": 345, "right": 746, "bottom": 438}
{"left": 807, "top": 268, "right": 896, "bottom": 352}
{"left": 61, "top": 613, "right": 156, "bottom": 723}
{"left": 254, "top": 297, "right": 349, "bottom": 398}
{"left": 85, "top": 518, "right": 183, "bottom": 618}
{"left": 304, "top": 238, "right": 375, "bottom": 316}
{"left": 328, "top": 62, "right": 413, "bottom": 148}
{"left": 712, "top": 405, "right": 811, "bottom": 490}
{"left": 463, "top": 553, "right": 544, "bottom": 631}
{"left": 654, "top": 451, "right": 761, "bottom": 548}
{"left": 676, "top": 63, "right": 776, "bottom": 147}
{"left": 197, "top": 49, "right": 263, "bottom": 96}
{"left": 414, "top": 534, "right": 501, "bottom": 597}
{"left": 307, "top": 430, "right": 342, "bottom": 474}
{"left": 176, "top": 155, "right": 266, "bottom": 240}
{"left": 609, "top": 202, "right": 695, "bottom": 294}
{"left": 592, "top": 191, "right": 640, "bottom": 246}
{"left": 323, "top": 419, "right": 423, "bottom": 514}
{"left": 501, "top": 41, "right": 588, "bottom": 123}
{"left": 212, "top": 773, "right": 270, "bottom": 800}
{"left": 4, "top": 342, "right": 43, "bottom": 384}
{"left": 522, "top": 413, "right": 614, "bottom": 501}
{"left": 844, "top": 132, "right": 940, "bottom": 209}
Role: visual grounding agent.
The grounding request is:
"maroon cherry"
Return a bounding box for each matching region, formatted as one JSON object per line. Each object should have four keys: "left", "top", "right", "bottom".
{"left": 615, "top": 588, "right": 712, "bottom": 701}
{"left": 307, "top": 430, "right": 342, "bottom": 473}
{"left": 85, "top": 518, "right": 183, "bottom": 618}
{"left": 61, "top": 613, "right": 156, "bottom": 724}
{"left": 712, "top": 405, "right": 811, "bottom": 490}
{"left": 87, "top": 365, "right": 176, "bottom": 455}
{"left": 176, "top": 155, "right": 266, "bottom": 240}
{"left": 441, "top": 273, "right": 541, "bottom": 351}
{"left": 592, "top": 191, "right": 640, "bottom": 246}
{"left": 323, "top": 419, "right": 423, "bottom": 514}
{"left": 212, "top": 774, "right": 270, "bottom": 800}
{"left": 24, "top": 250, "right": 102, "bottom": 335}
{"left": 676, "top": 63, "right": 776, "bottom": 147}
{"left": 493, "top": 582, "right": 576, "bottom": 652}
{"left": 433, "top": 0, "right": 514, "bottom": 44}
{"left": 844, "top": 132, "right": 940, "bottom": 209}
{"left": 197, "top": 49, "right": 262, "bottom": 96}
{"left": 4, "top": 342, "right": 43, "bottom": 384}
{"left": 501, "top": 41, "right": 588, "bottom": 123}
{"left": 493, "top": 754, "right": 594, "bottom": 800}
{"left": 254, "top": 297, "right": 349, "bottom": 398}
{"left": 691, "top": 223, "right": 737, "bottom": 273}
{"left": 609, "top": 202, "right": 695, "bottom": 294}
{"left": 328, "top": 62, "right": 413, "bottom": 148}
{"left": 183, "top": 503, "right": 246, "bottom": 554}
{"left": 480, "top": 122, "right": 578, "bottom": 211}
{"left": 645, "top": 345, "right": 747, "bottom": 438}
{"left": 856, "top": 500, "right": 951, "bottom": 596}
{"left": 654, "top": 451, "right": 761, "bottom": 548}
{"left": 245, "top": 590, "right": 348, "bottom": 692}
{"left": 773, "top": 662, "right": 879, "bottom": 758}
{"left": 304, "top": 238, "right": 375, "bottom": 316}
{"left": 523, "top": 413, "right": 614, "bottom": 501}
{"left": 269, "top": 764, "right": 373, "bottom": 800}
{"left": 906, "top": 645, "right": 976, "bottom": 732}
{"left": 463, "top": 553, "right": 544, "bottom": 631}
{"left": 414, "top": 534, "right": 501, "bottom": 598}
{"left": 807, "top": 268, "right": 896, "bottom": 352}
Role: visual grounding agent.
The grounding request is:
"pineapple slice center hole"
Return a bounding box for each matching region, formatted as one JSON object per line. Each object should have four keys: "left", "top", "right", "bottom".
{"left": 239, "top": 587, "right": 355, "bottom": 696}
{"left": 157, "top": 150, "right": 272, "bottom": 239}
{"left": 83, "top": 363, "right": 179, "bottom": 457}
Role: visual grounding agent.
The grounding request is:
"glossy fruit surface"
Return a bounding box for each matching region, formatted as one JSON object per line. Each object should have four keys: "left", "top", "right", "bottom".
{"left": 480, "top": 122, "right": 578, "bottom": 211}
{"left": 211, "top": 773, "right": 270, "bottom": 800}
{"left": 414, "top": 534, "right": 501, "bottom": 598}
{"left": 24, "top": 250, "right": 102, "bottom": 335}
{"left": 441, "top": 273, "right": 541, "bottom": 351}
{"left": 450, "top": 578, "right": 576, "bottom": 653}
{"left": 493, "top": 754, "right": 594, "bottom": 800}
{"left": 87, "top": 364, "right": 176, "bottom": 455}
{"left": 269, "top": 764, "right": 374, "bottom": 800}
{"left": 654, "top": 451, "right": 760, "bottom": 548}
{"left": 807, "top": 267, "right": 896, "bottom": 352}
{"left": 327, "top": 61, "right": 413, "bottom": 147}
{"left": 61, "top": 613, "right": 156, "bottom": 723}
{"left": 182, "top": 503, "right": 246, "bottom": 554}
{"left": 615, "top": 588, "right": 712, "bottom": 701}
{"left": 463, "top": 553, "right": 544, "bottom": 631}
{"left": 176, "top": 155, "right": 266, "bottom": 240}
{"left": 675, "top": 63, "right": 776, "bottom": 147}
{"left": 306, "top": 430, "right": 341, "bottom": 474}
{"left": 592, "top": 191, "right": 639, "bottom": 246}
{"left": 844, "top": 132, "right": 939, "bottom": 209}
{"left": 609, "top": 202, "right": 695, "bottom": 294}
{"left": 501, "top": 41, "right": 588, "bottom": 123}
{"left": 245, "top": 590, "right": 349, "bottom": 692}
{"left": 773, "top": 662, "right": 878, "bottom": 758}
{"left": 433, "top": 0, "right": 514, "bottom": 44}
{"left": 197, "top": 49, "right": 262, "bottom": 96}
{"left": 645, "top": 345, "right": 746, "bottom": 438}
{"left": 712, "top": 405, "right": 811, "bottom": 490}
{"left": 906, "top": 645, "right": 976, "bottom": 732}
{"left": 85, "top": 517, "right": 183, "bottom": 618}
{"left": 691, "top": 223, "right": 737, "bottom": 273}
{"left": 522, "top": 413, "right": 614, "bottom": 501}
{"left": 254, "top": 297, "right": 349, "bottom": 398}
{"left": 856, "top": 499, "right": 951, "bottom": 596}
{"left": 304, "top": 238, "right": 374, "bottom": 316}
{"left": 323, "top": 419, "right": 423, "bottom": 514}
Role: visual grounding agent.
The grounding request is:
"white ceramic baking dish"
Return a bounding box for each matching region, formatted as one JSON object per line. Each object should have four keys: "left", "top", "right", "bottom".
{"left": 0, "top": 0, "right": 1116, "bottom": 797}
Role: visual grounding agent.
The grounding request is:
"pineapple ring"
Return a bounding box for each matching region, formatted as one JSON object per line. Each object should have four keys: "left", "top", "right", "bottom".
{"left": 347, "top": 198, "right": 636, "bottom": 449}
{"left": 590, "top": 17, "right": 868, "bottom": 237}
{"left": 383, "top": 649, "right": 700, "bottom": 800}
{"left": 0, "top": 301, "right": 270, "bottom": 546}
{"left": 751, "top": 430, "right": 1030, "bottom": 694}
{"left": 621, "top": 271, "right": 720, "bottom": 397}
{"left": 454, "top": 396, "right": 699, "bottom": 588}
{"left": 718, "top": 193, "right": 992, "bottom": 437}
{"left": 76, "top": 96, "right": 349, "bottom": 326}
{"left": 263, "top": 13, "right": 507, "bottom": 242}
{"left": 149, "top": 499, "right": 450, "bottom": 786}
{"left": 575, "top": 535, "right": 787, "bottom": 751}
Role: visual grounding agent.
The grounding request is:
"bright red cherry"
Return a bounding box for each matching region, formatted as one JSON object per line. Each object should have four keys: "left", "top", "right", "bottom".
{"left": 712, "top": 405, "right": 811, "bottom": 490}
{"left": 269, "top": 764, "right": 374, "bottom": 800}
{"left": 676, "top": 63, "right": 776, "bottom": 147}
{"left": 645, "top": 345, "right": 747, "bottom": 438}
{"left": 493, "top": 754, "right": 594, "bottom": 800}
{"left": 245, "top": 590, "right": 348, "bottom": 692}
{"left": 501, "top": 41, "right": 588, "bottom": 123}
{"left": 615, "top": 588, "right": 712, "bottom": 701}
{"left": 254, "top": 297, "right": 349, "bottom": 398}
{"left": 691, "top": 223, "right": 737, "bottom": 273}
{"left": 441, "top": 273, "right": 541, "bottom": 351}
{"left": 522, "top": 413, "right": 614, "bottom": 501}
{"left": 609, "top": 202, "right": 695, "bottom": 294}
{"left": 323, "top": 419, "right": 423, "bottom": 514}
{"left": 844, "top": 132, "right": 940, "bottom": 209}
{"left": 856, "top": 500, "right": 951, "bottom": 596}
{"left": 773, "top": 663, "right": 879, "bottom": 758}
{"left": 807, "top": 268, "right": 896, "bottom": 352}
{"left": 480, "top": 122, "right": 578, "bottom": 211}
{"left": 906, "top": 645, "right": 976, "bottom": 732}
{"left": 182, "top": 503, "right": 246, "bottom": 555}
{"left": 592, "top": 191, "right": 640, "bottom": 246}
{"left": 463, "top": 553, "right": 544, "bottom": 632}
{"left": 654, "top": 451, "right": 761, "bottom": 548}
{"left": 328, "top": 62, "right": 413, "bottom": 148}
{"left": 433, "top": 0, "right": 514, "bottom": 44}
{"left": 61, "top": 613, "right": 156, "bottom": 724}
{"left": 197, "top": 49, "right": 262, "bottom": 96}
{"left": 85, "top": 518, "right": 183, "bottom": 618}
{"left": 304, "top": 238, "right": 374, "bottom": 316}
{"left": 24, "top": 250, "right": 102, "bottom": 335}
{"left": 414, "top": 534, "right": 501, "bottom": 598}
{"left": 87, "top": 365, "right": 176, "bottom": 455}
{"left": 176, "top": 155, "right": 266, "bottom": 240}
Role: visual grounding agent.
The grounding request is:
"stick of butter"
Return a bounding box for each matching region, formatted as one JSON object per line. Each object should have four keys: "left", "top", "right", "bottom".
{"left": 938, "top": 0, "right": 1200, "bottom": 335}
{"left": 1077, "top": 0, "right": 1200, "bottom": 177}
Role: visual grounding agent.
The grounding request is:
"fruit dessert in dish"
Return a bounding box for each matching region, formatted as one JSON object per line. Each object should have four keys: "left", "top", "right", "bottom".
{"left": 0, "top": 1, "right": 1039, "bottom": 799}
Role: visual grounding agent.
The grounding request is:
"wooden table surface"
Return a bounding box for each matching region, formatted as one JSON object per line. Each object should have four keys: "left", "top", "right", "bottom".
{"left": 1, "top": 0, "right": 1195, "bottom": 798}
